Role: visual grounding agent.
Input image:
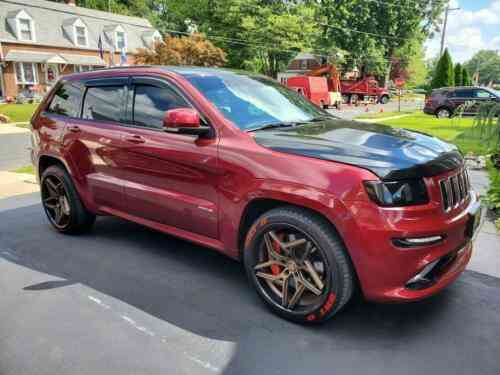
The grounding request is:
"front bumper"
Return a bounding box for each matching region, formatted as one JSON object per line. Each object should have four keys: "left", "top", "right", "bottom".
{"left": 343, "top": 191, "right": 481, "bottom": 302}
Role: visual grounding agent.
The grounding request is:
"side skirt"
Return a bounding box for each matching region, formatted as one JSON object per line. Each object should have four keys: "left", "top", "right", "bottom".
{"left": 99, "top": 206, "right": 233, "bottom": 258}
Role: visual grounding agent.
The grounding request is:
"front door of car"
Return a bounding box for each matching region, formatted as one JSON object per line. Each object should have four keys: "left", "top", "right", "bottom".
{"left": 472, "top": 89, "right": 497, "bottom": 114}
{"left": 120, "top": 77, "right": 219, "bottom": 239}
{"left": 64, "top": 78, "right": 130, "bottom": 211}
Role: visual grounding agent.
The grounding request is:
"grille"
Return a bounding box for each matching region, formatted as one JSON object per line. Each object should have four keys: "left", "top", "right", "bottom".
{"left": 439, "top": 169, "right": 470, "bottom": 211}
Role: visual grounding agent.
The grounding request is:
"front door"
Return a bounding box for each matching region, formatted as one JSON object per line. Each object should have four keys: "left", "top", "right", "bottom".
{"left": 120, "top": 77, "right": 219, "bottom": 239}
{"left": 46, "top": 64, "right": 59, "bottom": 88}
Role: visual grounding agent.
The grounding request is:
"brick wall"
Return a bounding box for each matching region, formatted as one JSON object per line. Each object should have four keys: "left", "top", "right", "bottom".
{"left": 1, "top": 42, "right": 136, "bottom": 98}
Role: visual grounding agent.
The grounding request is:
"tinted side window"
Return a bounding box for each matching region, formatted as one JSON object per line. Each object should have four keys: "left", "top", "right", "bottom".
{"left": 83, "top": 86, "right": 124, "bottom": 122}
{"left": 47, "top": 81, "right": 84, "bottom": 117}
{"left": 454, "top": 90, "right": 474, "bottom": 98}
{"left": 132, "top": 84, "right": 188, "bottom": 129}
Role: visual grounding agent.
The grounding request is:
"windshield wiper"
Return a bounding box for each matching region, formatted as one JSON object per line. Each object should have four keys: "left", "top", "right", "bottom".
{"left": 246, "top": 122, "right": 297, "bottom": 132}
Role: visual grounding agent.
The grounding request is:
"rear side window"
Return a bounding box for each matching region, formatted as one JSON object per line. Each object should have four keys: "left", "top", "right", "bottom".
{"left": 132, "top": 84, "right": 188, "bottom": 129}
{"left": 83, "top": 86, "right": 124, "bottom": 122}
{"left": 47, "top": 81, "right": 84, "bottom": 117}
{"left": 454, "top": 90, "right": 473, "bottom": 98}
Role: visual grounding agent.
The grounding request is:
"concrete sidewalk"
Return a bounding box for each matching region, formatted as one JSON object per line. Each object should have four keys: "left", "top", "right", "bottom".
{"left": 0, "top": 171, "right": 39, "bottom": 199}
{"left": 0, "top": 123, "right": 30, "bottom": 134}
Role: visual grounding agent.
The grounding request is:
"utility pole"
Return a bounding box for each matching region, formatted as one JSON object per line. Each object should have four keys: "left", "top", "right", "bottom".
{"left": 439, "top": 3, "right": 460, "bottom": 56}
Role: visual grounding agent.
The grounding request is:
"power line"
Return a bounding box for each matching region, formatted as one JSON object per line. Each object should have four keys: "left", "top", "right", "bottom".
{"left": 161, "top": 28, "right": 409, "bottom": 64}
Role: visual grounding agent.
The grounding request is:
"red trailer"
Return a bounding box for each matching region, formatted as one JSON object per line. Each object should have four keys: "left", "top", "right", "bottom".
{"left": 286, "top": 76, "right": 330, "bottom": 108}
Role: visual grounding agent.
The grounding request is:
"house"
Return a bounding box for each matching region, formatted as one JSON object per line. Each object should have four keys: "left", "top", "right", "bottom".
{"left": 277, "top": 52, "right": 321, "bottom": 84}
{"left": 0, "top": 0, "right": 161, "bottom": 99}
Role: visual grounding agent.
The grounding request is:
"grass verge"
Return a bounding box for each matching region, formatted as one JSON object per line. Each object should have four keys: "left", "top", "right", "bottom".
{"left": 12, "top": 165, "right": 35, "bottom": 174}
{"left": 356, "top": 111, "right": 485, "bottom": 155}
{"left": 0, "top": 103, "right": 39, "bottom": 123}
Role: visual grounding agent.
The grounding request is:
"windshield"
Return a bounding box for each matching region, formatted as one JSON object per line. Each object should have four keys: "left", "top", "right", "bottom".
{"left": 183, "top": 71, "right": 329, "bottom": 131}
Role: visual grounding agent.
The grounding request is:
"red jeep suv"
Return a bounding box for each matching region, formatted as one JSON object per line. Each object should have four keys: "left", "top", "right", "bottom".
{"left": 31, "top": 67, "right": 481, "bottom": 323}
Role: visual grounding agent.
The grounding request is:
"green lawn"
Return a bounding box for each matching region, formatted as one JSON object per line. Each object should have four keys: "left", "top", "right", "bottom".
{"left": 12, "top": 165, "right": 35, "bottom": 174}
{"left": 358, "top": 111, "right": 487, "bottom": 155}
{"left": 0, "top": 103, "right": 39, "bottom": 123}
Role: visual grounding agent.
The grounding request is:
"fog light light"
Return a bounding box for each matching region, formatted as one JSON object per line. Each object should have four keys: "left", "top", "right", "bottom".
{"left": 393, "top": 235, "right": 444, "bottom": 248}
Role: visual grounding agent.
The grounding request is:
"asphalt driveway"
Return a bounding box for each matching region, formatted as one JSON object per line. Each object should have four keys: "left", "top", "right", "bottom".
{"left": 1, "top": 193, "right": 499, "bottom": 375}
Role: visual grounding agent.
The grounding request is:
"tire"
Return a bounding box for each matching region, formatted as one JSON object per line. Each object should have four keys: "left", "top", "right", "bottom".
{"left": 40, "top": 165, "right": 95, "bottom": 234}
{"left": 243, "top": 206, "right": 355, "bottom": 324}
{"left": 435, "top": 107, "right": 452, "bottom": 118}
{"left": 379, "top": 95, "right": 389, "bottom": 104}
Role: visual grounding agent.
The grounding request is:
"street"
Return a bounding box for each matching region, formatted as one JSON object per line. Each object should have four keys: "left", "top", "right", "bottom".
{"left": 1, "top": 184, "right": 500, "bottom": 374}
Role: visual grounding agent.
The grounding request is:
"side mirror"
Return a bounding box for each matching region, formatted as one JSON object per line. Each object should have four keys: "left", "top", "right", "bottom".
{"left": 163, "top": 108, "right": 210, "bottom": 136}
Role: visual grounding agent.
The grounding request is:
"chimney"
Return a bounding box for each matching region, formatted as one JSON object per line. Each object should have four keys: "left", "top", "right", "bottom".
{"left": 65, "top": 0, "right": 76, "bottom": 6}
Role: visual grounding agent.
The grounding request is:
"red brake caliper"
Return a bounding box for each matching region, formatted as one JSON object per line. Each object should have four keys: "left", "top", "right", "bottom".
{"left": 271, "top": 234, "right": 283, "bottom": 275}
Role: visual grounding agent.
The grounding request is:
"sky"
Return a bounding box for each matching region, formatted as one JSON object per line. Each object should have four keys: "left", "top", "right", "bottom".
{"left": 425, "top": 0, "right": 500, "bottom": 63}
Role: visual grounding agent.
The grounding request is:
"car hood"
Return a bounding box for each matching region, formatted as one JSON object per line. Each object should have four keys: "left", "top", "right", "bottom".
{"left": 252, "top": 119, "right": 464, "bottom": 180}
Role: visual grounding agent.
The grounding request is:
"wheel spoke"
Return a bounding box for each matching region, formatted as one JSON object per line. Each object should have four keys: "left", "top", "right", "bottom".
{"left": 54, "top": 205, "right": 62, "bottom": 224}
{"left": 256, "top": 270, "right": 286, "bottom": 283}
{"left": 287, "top": 283, "right": 306, "bottom": 309}
{"left": 44, "top": 197, "right": 58, "bottom": 210}
{"left": 283, "top": 238, "right": 307, "bottom": 250}
{"left": 299, "top": 272, "right": 322, "bottom": 296}
{"left": 299, "top": 242, "right": 313, "bottom": 262}
{"left": 282, "top": 276, "right": 290, "bottom": 307}
{"left": 264, "top": 233, "right": 289, "bottom": 262}
{"left": 304, "top": 260, "right": 324, "bottom": 291}
{"left": 45, "top": 178, "right": 60, "bottom": 197}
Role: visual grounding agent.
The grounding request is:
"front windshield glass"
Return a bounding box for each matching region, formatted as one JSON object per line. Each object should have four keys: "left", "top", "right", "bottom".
{"left": 184, "top": 71, "right": 329, "bottom": 131}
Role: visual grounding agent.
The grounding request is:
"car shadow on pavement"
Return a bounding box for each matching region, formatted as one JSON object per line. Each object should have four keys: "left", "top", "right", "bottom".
{"left": 1, "top": 202, "right": 500, "bottom": 374}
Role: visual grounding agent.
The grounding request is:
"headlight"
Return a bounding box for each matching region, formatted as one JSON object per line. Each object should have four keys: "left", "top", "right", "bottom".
{"left": 363, "top": 179, "right": 429, "bottom": 207}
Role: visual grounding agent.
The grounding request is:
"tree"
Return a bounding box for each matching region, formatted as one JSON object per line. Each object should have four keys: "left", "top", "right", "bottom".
{"left": 317, "top": 0, "right": 447, "bottom": 82}
{"left": 238, "top": 3, "right": 321, "bottom": 77}
{"left": 135, "top": 33, "right": 227, "bottom": 67}
{"left": 462, "top": 68, "right": 472, "bottom": 86}
{"left": 464, "top": 50, "right": 500, "bottom": 86}
{"left": 391, "top": 34, "right": 427, "bottom": 88}
{"left": 454, "top": 63, "right": 463, "bottom": 86}
{"left": 431, "top": 49, "right": 454, "bottom": 89}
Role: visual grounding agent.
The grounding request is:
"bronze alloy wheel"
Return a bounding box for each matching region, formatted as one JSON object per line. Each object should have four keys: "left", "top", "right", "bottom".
{"left": 41, "top": 175, "right": 72, "bottom": 230}
{"left": 253, "top": 225, "right": 330, "bottom": 314}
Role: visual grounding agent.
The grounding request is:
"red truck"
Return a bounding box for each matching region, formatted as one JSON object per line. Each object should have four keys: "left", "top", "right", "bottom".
{"left": 286, "top": 76, "right": 331, "bottom": 108}
{"left": 341, "top": 76, "right": 390, "bottom": 104}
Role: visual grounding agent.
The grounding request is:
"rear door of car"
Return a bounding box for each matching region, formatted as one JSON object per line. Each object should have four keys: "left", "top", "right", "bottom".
{"left": 448, "top": 89, "right": 474, "bottom": 113}
{"left": 119, "top": 76, "right": 219, "bottom": 239}
{"left": 62, "top": 77, "right": 130, "bottom": 211}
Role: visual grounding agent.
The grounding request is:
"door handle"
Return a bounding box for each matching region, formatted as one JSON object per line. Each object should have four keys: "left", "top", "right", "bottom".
{"left": 67, "top": 125, "right": 81, "bottom": 133}
{"left": 124, "top": 134, "right": 146, "bottom": 144}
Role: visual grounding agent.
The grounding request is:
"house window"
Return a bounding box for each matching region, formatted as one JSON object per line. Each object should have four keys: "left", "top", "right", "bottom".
{"left": 18, "top": 18, "right": 34, "bottom": 41}
{"left": 75, "top": 25, "right": 88, "bottom": 46}
{"left": 15, "top": 63, "right": 37, "bottom": 84}
{"left": 116, "top": 31, "right": 126, "bottom": 50}
{"left": 76, "top": 65, "right": 92, "bottom": 72}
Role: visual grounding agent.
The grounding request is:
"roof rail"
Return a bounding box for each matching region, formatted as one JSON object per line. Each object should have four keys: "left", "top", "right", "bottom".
{"left": 93, "top": 65, "right": 155, "bottom": 71}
